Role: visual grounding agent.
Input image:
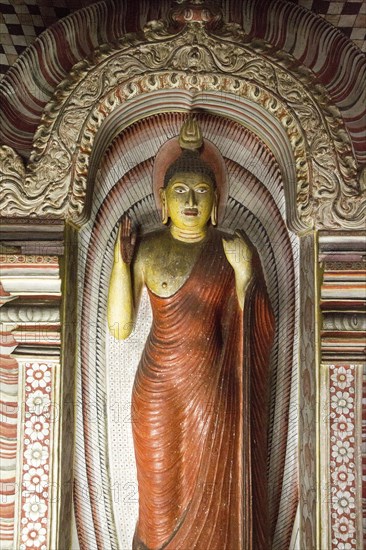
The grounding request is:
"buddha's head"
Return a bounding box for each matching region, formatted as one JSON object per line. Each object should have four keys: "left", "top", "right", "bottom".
{"left": 160, "top": 119, "right": 218, "bottom": 231}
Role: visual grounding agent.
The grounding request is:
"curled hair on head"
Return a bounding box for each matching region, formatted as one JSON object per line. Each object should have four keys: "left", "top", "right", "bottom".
{"left": 163, "top": 150, "right": 216, "bottom": 188}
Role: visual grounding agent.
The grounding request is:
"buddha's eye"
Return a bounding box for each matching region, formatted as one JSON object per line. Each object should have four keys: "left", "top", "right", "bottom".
{"left": 195, "top": 186, "right": 209, "bottom": 193}
{"left": 174, "top": 186, "right": 187, "bottom": 194}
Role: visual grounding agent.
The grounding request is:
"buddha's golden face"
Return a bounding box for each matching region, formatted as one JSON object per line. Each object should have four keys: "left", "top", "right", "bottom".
{"left": 162, "top": 172, "right": 216, "bottom": 230}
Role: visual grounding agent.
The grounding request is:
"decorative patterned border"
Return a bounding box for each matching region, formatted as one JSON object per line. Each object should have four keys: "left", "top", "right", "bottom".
{"left": 19, "top": 362, "right": 54, "bottom": 550}
{"left": 0, "top": 255, "right": 59, "bottom": 264}
{"left": 0, "top": 254, "right": 61, "bottom": 549}
{"left": 329, "top": 365, "right": 358, "bottom": 549}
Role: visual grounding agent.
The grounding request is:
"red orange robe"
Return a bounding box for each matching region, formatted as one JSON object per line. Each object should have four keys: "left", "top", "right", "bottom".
{"left": 132, "top": 230, "right": 274, "bottom": 549}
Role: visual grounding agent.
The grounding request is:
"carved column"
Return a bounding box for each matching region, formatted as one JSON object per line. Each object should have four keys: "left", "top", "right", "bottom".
{"left": 0, "top": 223, "right": 68, "bottom": 549}
{"left": 318, "top": 233, "right": 365, "bottom": 550}
{"left": 298, "top": 232, "right": 319, "bottom": 549}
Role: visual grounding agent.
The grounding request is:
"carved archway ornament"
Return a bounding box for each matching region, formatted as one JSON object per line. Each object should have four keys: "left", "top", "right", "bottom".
{"left": 0, "top": 3, "right": 364, "bottom": 230}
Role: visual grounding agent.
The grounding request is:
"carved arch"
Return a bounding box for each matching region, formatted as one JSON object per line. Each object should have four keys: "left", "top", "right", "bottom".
{"left": 0, "top": 15, "right": 364, "bottom": 230}
{"left": 1, "top": 0, "right": 364, "bottom": 164}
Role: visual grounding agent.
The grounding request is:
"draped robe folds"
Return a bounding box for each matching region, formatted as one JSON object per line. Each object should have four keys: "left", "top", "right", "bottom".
{"left": 131, "top": 230, "right": 275, "bottom": 550}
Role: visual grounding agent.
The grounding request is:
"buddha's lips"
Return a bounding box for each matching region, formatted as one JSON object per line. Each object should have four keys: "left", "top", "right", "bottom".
{"left": 183, "top": 208, "right": 198, "bottom": 216}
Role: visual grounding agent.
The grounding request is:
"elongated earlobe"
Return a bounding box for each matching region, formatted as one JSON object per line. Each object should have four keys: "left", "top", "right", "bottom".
{"left": 211, "top": 193, "right": 218, "bottom": 226}
{"left": 160, "top": 188, "right": 169, "bottom": 224}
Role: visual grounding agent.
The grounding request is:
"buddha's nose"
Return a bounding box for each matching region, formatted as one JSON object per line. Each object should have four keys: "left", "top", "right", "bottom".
{"left": 187, "top": 189, "right": 196, "bottom": 207}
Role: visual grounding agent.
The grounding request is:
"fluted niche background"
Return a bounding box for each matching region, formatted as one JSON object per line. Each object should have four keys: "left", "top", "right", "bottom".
{"left": 74, "top": 112, "right": 300, "bottom": 548}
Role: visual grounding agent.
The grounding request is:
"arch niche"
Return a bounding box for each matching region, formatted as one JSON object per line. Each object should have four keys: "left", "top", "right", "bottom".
{"left": 0, "top": 2, "right": 364, "bottom": 550}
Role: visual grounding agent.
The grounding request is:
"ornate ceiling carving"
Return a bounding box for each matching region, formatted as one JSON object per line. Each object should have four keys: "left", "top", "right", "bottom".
{"left": 0, "top": 7, "right": 364, "bottom": 230}
{"left": 1, "top": 0, "right": 364, "bottom": 164}
{"left": 0, "top": 0, "right": 364, "bottom": 76}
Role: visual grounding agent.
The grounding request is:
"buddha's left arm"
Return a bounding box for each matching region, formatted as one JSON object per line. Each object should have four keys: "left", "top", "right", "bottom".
{"left": 222, "top": 231, "right": 253, "bottom": 310}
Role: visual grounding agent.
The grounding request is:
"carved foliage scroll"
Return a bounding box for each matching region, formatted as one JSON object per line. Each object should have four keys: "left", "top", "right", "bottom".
{"left": 0, "top": 18, "right": 364, "bottom": 229}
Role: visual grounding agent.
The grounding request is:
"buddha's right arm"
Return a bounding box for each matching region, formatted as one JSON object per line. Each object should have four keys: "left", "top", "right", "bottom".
{"left": 107, "top": 255, "right": 135, "bottom": 340}
{"left": 107, "top": 218, "right": 143, "bottom": 339}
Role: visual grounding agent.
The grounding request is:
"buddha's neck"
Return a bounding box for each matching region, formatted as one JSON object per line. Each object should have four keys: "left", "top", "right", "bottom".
{"left": 170, "top": 225, "right": 207, "bottom": 243}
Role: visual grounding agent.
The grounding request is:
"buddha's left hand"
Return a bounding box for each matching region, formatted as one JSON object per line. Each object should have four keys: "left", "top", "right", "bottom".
{"left": 222, "top": 230, "right": 253, "bottom": 288}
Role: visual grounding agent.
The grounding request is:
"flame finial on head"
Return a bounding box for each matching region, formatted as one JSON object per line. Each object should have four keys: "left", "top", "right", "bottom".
{"left": 178, "top": 117, "right": 203, "bottom": 151}
{"left": 164, "top": 118, "right": 216, "bottom": 188}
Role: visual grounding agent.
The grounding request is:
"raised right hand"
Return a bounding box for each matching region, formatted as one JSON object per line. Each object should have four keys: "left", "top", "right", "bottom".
{"left": 117, "top": 214, "right": 136, "bottom": 265}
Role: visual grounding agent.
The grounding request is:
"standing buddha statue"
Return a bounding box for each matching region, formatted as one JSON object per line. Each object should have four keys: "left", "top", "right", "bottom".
{"left": 107, "top": 118, "right": 275, "bottom": 549}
